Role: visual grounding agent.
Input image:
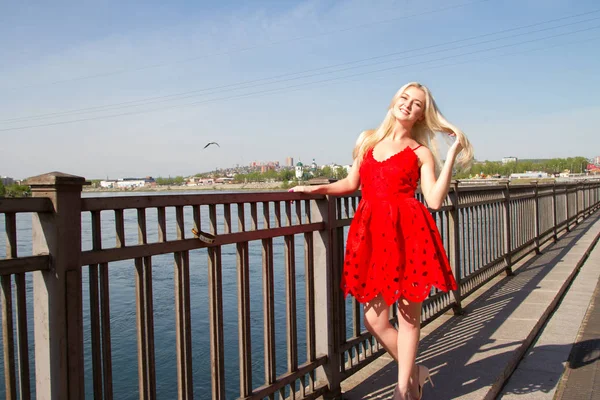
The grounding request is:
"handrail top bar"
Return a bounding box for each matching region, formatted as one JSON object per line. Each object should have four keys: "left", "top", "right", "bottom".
{"left": 79, "top": 180, "right": 599, "bottom": 211}
{"left": 0, "top": 254, "right": 51, "bottom": 275}
{"left": 81, "top": 191, "right": 325, "bottom": 211}
{"left": 0, "top": 197, "right": 54, "bottom": 213}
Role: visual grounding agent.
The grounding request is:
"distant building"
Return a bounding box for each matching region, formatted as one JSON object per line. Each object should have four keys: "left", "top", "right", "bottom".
{"left": 286, "top": 157, "right": 294, "bottom": 167}
{"left": 510, "top": 171, "right": 550, "bottom": 179}
{"left": 101, "top": 177, "right": 156, "bottom": 189}
{"left": 594, "top": 156, "right": 600, "bottom": 165}
{"left": 1, "top": 176, "right": 14, "bottom": 186}
{"left": 186, "top": 177, "right": 214, "bottom": 186}
{"left": 322, "top": 162, "right": 341, "bottom": 170}
{"left": 588, "top": 164, "right": 600, "bottom": 174}
{"left": 502, "top": 157, "right": 517, "bottom": 164}
{"left": 250, "top": 160, "right": 280, "bottom": 169}
{"left": 100, "top": 180, "right": 117, "bottom": 188}
{"left": 117, "top": 178, "right": 155, "bottom": 188}
{"left": 295, "top": 161, "right": 304, "bottom": 180}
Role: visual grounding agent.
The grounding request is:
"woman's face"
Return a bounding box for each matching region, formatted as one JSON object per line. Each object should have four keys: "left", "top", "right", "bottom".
{"left": 392, "top": 86, "right": 426, "bottom": 124}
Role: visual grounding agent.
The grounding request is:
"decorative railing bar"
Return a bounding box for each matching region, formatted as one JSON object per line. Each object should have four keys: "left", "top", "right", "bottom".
{"left": 14, "top": 273, "right": 30, "bottom": 400}
{"left": 223, "top": 203, "right": 232, "bottom": 234}
{"left": 2, "top": 211, "right": 17, "bottom": 400}
{"left": 260, "top": 201, "right": 276, "bottom": 399}
{"left": 274, "top": 201, "right": 282, "bottom": 228}
{"left": 207, "top": 204, "right": 225, "bottom": 399}
{"left": 80, "top": 223, "right": 325, "bottom": 265}
{"left": 191, "top": 206, "right": 200, "bottom": 240}
{"left": 135, "top": 208, "right": 157, "bottom": 399}
{"left": 3, "top": 211, "right": 31, "bottom": 400}
{"left": 1, "top": 272, "right": 16, "bottom": 400}
{"left": 115, "top": 209, "right": 125, "bottom": 248}
{"left": 89, "top": 210, "right": 104, "bottom": 399}
{"left": 175, "top": 205, "right": 193, "bottom": 400}
{"left": 303, "top": 200, "right": 318, "bottom": 394}
{"left": 236, "top": 202, "right": 253, "bottom": 398}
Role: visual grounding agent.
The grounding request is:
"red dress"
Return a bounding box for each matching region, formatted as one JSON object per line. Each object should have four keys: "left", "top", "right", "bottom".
{"left": 341, "top": 145, "right": 457, "bottom": 305}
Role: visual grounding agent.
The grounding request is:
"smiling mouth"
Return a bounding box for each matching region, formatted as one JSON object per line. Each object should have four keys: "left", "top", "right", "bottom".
{"left": 399, "top": 108, "right": 410, "bottom": 115}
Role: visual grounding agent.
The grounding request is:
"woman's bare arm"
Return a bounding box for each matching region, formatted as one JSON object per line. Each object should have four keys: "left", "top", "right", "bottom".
{"left": 418, "top": 140, "right": 462, "bottom": 210}
{"left": 289, "top": 157, "right": 361, "bottom": 196}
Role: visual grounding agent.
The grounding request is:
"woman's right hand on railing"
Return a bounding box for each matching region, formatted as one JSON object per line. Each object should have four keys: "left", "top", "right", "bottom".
{"left": 288, "top": 185, "right": 313, "bottom": 193}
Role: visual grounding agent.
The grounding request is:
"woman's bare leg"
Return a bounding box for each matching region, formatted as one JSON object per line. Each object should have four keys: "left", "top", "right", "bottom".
{"left": 363, "top": 294, "right": 399, "bottom": 361}
{"left": 396, "top": 297, "right": 422, "bottom": 398}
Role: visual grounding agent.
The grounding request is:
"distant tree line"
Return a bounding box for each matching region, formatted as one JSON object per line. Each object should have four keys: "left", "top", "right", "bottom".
{"left": 233, "top": 166, "right": 347, "bottom": 183}
{"left": 455, "top": 157, "right": 590, "bottom": 179}
{"left": 154, "top": 176, "right": 186, "bottom": 186}
{"left": 233, "top": 169, "right": 295, "bottom": 183}
{"left": 0, "top": 182, "right": 31, "bottom": 197}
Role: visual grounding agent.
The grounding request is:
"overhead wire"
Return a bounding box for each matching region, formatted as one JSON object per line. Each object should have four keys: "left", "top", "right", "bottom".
{"left": 3, "top": 9, "right": 599, "bottom": 124}
{"left": 4, "top": 0, "right": 494, "bottom": 91}
{"left": 1, "top": 24, "right": 598, "bottom": 132}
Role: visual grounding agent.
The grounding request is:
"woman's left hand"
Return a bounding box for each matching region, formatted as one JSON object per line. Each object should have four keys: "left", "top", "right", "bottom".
{"left": 288, "top": 185, "right": 308, "bottom": 193}
{"left": 447, "top": 136, "right": 463, "bottom": 158}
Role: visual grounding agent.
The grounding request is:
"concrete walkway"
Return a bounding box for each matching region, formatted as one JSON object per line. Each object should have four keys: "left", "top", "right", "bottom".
{"left": 499, "top": 218, "right": 600, "bottom": 399}
{"left": 554, "top": 274, "right": 600, "bottom": 400}
{"left": 340, "top": 212, "right": 600, "bottom": 400}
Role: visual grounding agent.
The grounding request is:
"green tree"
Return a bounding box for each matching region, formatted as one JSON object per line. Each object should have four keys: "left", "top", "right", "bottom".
{"left": 318, "top": 166, "right": 333, "bottom": 178}
{"left": 155, "top": 176, "right": 185, "bottom": 186}
{"left": 453, "top": 156, "right": 590, "bottom": 179}
{"left": 0, "top": 181, "right": 5, "bottom": 197}
{"left": 334, "top": 167, "right": 348, "bottom": 179}
{"left": 278, "top": 169, "right": 295, "bottom": 181}
{"left": 4, "top": 184, "right": 31, "bottom": 198}
{"left": 263, "top": 169, "right": 279, "bottom": 181}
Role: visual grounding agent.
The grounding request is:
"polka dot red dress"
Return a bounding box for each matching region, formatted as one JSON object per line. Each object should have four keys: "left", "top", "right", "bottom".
{"left": 341, "top": 145, "right": 457, "bottom": 305}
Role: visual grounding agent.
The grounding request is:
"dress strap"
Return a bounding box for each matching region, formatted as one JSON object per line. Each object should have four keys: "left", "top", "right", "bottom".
{"left": 411, "top": 144, "right": 422, "bottom": 151}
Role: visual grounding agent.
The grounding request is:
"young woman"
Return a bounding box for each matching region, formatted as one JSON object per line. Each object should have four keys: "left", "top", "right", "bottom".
{"left": 290, "top": 82, "right": 473, "bottom": 399}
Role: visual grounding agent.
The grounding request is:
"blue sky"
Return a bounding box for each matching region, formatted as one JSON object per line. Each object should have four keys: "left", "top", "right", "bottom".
{"left": 1, "top": 0, "right": 599, "bottom": 179}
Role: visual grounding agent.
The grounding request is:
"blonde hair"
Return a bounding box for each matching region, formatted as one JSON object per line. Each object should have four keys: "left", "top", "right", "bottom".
{"left": 353, "top": 82, "right": 473, "bottom": 170}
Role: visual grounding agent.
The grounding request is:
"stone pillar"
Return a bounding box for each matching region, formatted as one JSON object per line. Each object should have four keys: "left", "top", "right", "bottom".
{"left": 502, "top": 180, "right": 513, "bottom": 276}
{"left": 552, "top": 182, "right": 558, "bottom": 241}
{"left": 312, "top": 196, "right": 342, "bottom": 399}
{"left": 448, "top": 181, "right": 463, "bottom": 314}
{"left": 533, "top": 181, "right": 541, "bottom": 254}
{"left": 27, "top": 172, "right": 86, "bottom": 400}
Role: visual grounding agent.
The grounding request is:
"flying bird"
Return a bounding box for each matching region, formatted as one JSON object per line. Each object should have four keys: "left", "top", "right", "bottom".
{"left": 204, "top": 142, "right": 220, "bottom": 149}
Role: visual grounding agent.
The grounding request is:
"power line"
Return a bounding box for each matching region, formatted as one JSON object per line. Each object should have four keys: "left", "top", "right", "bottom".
{"left": 3, "top": 9, "right": 599, "bottom": 124}
{"left": 5, "top": 0, "right": 494, "bottom": 91}
{"left": 245, "top": 35, "right": 600, "bottom": 104}
{"left": 2, "top": 25, "right": 597, "bottom": 132}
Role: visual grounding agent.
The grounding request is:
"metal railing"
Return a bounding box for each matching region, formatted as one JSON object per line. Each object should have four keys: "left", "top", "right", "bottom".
{"left": 1, "top": 173, "right": 599, "bottom": 400}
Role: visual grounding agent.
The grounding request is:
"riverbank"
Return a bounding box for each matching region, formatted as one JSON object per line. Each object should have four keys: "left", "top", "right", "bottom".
{"left": 83, "top": 181, "right": 285, "bottom": 193}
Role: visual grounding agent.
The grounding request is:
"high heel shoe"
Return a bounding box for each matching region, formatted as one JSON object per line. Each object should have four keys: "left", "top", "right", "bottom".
{"left": 415, "top": 364, "right": 434, "bottom": 399}
{"left": 393, "top": 385, "right": 419, "bottom": 400}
